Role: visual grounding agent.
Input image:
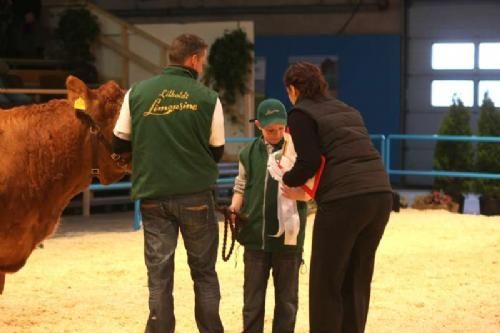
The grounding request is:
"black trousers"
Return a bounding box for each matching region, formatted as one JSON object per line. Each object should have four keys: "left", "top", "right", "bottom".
{"left": 309, "top": 192, "right": 392, "bottom": 333}
{"left": 243, "top": 249, "right": 302, "bottom": 333}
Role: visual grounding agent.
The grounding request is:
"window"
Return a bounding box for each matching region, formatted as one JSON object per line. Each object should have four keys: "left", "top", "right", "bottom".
{"left": 479, "top": 43, "right": 500, "bottom": 69}
{"left": 432, "top": 43, "right": 474, "bottom": 70}
{"left": 432, "top": 80, "right": 474, "bottom": 107}
{"left": 478, "top": 81, "right": 500, "bottom": 106}
{"left": 431, "top": 41, "right": 500, "bottom": 107}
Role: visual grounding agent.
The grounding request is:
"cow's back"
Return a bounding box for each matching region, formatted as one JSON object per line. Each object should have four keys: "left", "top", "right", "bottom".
{"left": 0, "top": 100, "right": 82, "bottom": 197}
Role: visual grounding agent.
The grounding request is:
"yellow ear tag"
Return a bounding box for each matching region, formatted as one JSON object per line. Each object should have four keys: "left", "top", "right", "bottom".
{"left": 74, "top": 97, "right": 86, "bottom": 111}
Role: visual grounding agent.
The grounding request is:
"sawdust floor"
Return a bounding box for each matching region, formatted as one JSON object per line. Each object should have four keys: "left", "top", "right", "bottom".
{"left": 1, "top": 209, "right": 499, "bottom": 333}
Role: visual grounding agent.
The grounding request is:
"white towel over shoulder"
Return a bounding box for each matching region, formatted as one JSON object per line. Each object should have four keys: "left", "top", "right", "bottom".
{"left": 267, "top": 132, "right": 300, "bottom": 245}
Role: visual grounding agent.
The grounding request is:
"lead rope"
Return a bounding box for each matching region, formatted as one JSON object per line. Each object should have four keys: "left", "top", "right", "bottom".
{"left": 222, "top": 209, "right": 236, "bottom": 262}
{"left": 216, "top": 206, "right": 247, "bottom": 262}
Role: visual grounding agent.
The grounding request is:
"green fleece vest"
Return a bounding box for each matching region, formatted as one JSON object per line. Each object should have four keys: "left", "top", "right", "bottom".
{"left": 129, "top": 66, "right": 219, "bottom": 199}
{"left": 237, "top": 137, "right": 307, "bottom": 253}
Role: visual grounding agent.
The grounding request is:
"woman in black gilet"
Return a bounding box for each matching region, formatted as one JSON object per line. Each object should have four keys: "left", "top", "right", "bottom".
{"left": 281, "top": 62, "right": 393, "bottom": 333}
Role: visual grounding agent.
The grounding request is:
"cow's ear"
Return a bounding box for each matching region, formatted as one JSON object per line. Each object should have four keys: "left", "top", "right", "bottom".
{"left": 66, "top": 75, "right": 89, "bottom": 109}
{"left": 98, "top": 80, "right": 123, "bottom": 102}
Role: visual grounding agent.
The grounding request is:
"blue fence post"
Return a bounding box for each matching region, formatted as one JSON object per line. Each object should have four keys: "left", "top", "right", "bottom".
{"left": 386, "top": 135, "right": 392, "bottom": 172}
{"left": 369, "top": 134, "right": 386, "bottom": 167}
{"left": 380, "top": 135, "right": 386, "bottom": 168}
{"left": 133, "top": 200, "right": 142, "bottom": 230}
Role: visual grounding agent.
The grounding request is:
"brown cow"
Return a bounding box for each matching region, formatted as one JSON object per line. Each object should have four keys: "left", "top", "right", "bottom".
{"left": 0, "top": 76, "right": 131, "bottom": 294}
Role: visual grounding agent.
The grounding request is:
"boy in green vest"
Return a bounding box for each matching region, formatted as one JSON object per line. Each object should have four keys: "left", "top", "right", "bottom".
{"left": 229, "top": 98, "right": 308, "bottom": 333}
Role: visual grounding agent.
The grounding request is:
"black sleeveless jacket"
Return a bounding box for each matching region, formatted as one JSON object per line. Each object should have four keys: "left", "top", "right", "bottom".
{"left": 292, "top": 96, "right": 392, "bottom": 204}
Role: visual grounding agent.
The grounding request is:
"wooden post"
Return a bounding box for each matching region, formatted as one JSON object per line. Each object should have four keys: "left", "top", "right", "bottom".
{"left": 244, "top": 65, "right": 255, "bottom": 137}
{"left": 82, "top": 188, "right": 91, "bottom": 217}
{"left": 121, "top": 25, "right": 130, "bottom": 87}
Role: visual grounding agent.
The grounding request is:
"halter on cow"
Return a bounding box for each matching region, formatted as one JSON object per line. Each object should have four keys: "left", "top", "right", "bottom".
{"left": 73, "top": 96, "right": 129, "bottom": 177}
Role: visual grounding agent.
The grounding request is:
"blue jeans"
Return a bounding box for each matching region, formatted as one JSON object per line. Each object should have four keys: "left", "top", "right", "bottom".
{"left": 141, "top": 190, "right": 223, "bottom": 333}
{"left": 243, "top": 249, "right": 302, "bottom": 333}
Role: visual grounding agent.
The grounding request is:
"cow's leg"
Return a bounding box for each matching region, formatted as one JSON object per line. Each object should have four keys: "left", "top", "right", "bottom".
{"left": 0, "top": 273, "right": 5, "bottom": 294}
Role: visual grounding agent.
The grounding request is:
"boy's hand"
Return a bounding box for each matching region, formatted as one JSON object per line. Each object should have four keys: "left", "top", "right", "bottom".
{"left": 227, "top": 206, "right": 238, "bottom": 227}
{"left": 229, "top": 193, "right": 243, "bottom": 226}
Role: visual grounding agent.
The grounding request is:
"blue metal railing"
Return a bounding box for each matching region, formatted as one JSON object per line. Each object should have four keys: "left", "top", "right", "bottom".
{"left": 386, "top": 134, "right": 500, "bottom": 179}
{"left": 89, "top": 182, "right": 132, "bottom": 191}
{"left": 370, "top": 134, "right": 386, "bottom": 161}
{"left": 88, "top": 182, "right": 141, "bottom": 229}
{"left": 85, "top": 134, "right": 500, "bottom": 229}
{"left": 225, "top": 137, "right": 255, "bottom": 144}
{"left": 85, "top": 137, "right": 254, "bottom": 230}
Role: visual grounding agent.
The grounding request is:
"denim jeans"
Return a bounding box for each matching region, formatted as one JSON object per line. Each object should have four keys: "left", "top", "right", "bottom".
{"left": 141, "top": 190, "right": 224, "bottom": 333}
{"left": 243, "top": 249, "right": 302, "bottom": 333}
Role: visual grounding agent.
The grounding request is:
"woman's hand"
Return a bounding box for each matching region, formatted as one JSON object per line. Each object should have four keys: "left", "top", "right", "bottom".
{"left": 281, "top": 185, "right": 312, "bottom": 201}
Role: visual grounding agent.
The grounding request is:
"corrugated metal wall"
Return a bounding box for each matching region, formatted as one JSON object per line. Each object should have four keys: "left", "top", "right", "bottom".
{"left": 404, "top": 0, "right": 500, "bottom": 185}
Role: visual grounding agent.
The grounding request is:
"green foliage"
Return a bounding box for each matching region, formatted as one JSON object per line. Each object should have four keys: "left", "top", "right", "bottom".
{"left": 56, "top": 8, "right": 100, "bottom": 63}
{"left": 475, "top": 93, "right": 500, "bottom": 198}
{"left": 203, "top": 29, "right": 254, "bottom": 105}
{"left": 433, "top": 97, "right": 474, "bottom": 196}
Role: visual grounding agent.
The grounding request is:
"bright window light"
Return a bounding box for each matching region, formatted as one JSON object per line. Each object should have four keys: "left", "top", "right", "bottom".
{"left": 479, "top": 43, "right": 500, "bottom": 69}
{"left": 478, "top": 81, "right": 500, "bottom": 106}
{"left": 432, "top": 43, "right": 475, "bottom": 70}
{"left": 431, "top": 80, "right": 474, "bottom": 107}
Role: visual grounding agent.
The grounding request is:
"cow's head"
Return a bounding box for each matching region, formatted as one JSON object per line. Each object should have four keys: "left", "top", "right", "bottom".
{"left": 66, "top": 76, "right": 131, "bottom": 184}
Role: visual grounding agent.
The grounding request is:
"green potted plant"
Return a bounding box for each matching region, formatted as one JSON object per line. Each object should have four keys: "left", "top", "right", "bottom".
{"left": 475, "top": 92, "right": 500, "bottom": 215}
{"left": 203, "top": 28, "right": 254, "bottom": 160}
{"left": 203, "top": 28, "right": 254, "bottom": 124}
{"left": 433, "top": 96, "right": 474, "bottom": 209}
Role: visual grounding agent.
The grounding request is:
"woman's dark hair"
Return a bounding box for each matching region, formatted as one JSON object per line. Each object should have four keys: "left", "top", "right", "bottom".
{"left": 283, "top": 62, "right": 328, "bottom": 99}
{"left": 168, "top": 34, "right": 208, "bottom": 64}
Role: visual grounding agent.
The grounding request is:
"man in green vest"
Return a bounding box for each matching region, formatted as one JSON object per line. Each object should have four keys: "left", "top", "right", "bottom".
{"left": 229, "top": 98, "right": 308, "bottom": 333}
{"left": 112, "top": 34, "right": 225, "bottom": 333}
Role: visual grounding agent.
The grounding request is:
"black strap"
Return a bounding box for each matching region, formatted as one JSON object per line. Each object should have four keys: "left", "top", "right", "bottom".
{"left": 75, "top": 109, "right": 128, "bottom": 177}
{"left": 90, "top": 127, "right": 100, "bottom": 176}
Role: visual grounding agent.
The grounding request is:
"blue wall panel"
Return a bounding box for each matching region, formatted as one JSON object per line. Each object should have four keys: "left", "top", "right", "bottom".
{"left": 255, "top": 35, "right": 401, "bottom": 136}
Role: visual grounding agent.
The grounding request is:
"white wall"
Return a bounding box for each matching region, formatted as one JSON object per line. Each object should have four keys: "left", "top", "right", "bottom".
{"left": 136, "top": 21, "right": 254, "bottom": 55}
